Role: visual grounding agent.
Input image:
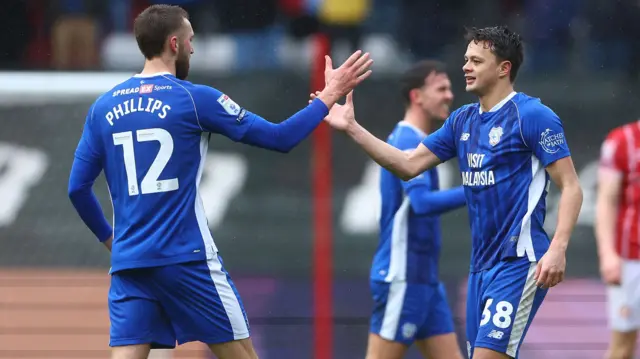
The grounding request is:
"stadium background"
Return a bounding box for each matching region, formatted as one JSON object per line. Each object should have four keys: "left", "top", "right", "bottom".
{"left": 0, "top": 0, "right": 637, "bottom": 358}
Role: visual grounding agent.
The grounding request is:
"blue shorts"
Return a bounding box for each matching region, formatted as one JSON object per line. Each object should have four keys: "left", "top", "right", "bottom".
{"left": 466, "top": 257, "right": 547, "bottom": 359}
{"left": 369, "top": 280, "right": 455, "bottom": 345}
{"left": 108, "top": 254, "right": 250, "bottom": 348}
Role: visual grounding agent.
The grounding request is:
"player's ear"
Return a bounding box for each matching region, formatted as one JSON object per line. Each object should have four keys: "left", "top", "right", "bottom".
{"left": 498, "top": 60, "right": 511, "bottom": 79}
{"left": 169, "top": 36, "right": 179, "bottom": 54}
{"left": 409, "top": 88, "right": 421, "bottom": 105}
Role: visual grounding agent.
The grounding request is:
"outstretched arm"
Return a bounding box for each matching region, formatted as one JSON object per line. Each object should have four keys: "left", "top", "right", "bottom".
{"left": 345, "top": 122, "right": 442, "bottom": 180}
{"left": 193, "top": 50, "right": 373, "bottom": 152}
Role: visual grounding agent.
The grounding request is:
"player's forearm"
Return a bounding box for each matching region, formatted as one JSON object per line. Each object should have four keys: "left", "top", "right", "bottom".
{"left": 550, "top": 182, "right": 583, "bottom": 250}
{"left": 409, "top": 186, "right": 466, "bottom": 216}
{"left": 68, "top": 157, "right": 113, "bottom": 242}
{"left": 346, "top": 122, "right": 418, "bottom": 180}
{"left": 241, "top": 99, "right": 329, "bottom": 153}
{"left": 595, "top": 196, "right": 619, "bottom": 258}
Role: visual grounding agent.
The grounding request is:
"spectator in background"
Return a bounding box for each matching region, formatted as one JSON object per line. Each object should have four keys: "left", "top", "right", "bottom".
{"left": 585, "top": 0, "right": 640, "bottom": 79}
{"left": 398, "top": 0, "right": 462, "bottom": 61}
{"left": 317, "top": 0, "right": 371, "bottom": 54}
{"left": 49, "top": 0, "right": 105, "bottom": 70}
{"left": 216, "top": 0, "right": 281, "bottom": 70}
{"left": 523, "top": 0, "right": 579, "bottom": 73}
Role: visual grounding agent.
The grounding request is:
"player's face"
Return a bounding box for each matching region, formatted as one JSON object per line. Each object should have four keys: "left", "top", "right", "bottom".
{"left": 462, "top": 41, "right": 503, "bottom": 95}
{"left": 415, "top": 72, "right": 453, "bottom": 121}
{"left": 175, "top": 18, "right": 194, "bottom": 80}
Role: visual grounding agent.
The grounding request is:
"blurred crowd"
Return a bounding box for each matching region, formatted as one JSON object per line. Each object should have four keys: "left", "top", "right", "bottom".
{"left": 2, "top": 0, "right": 639, "bottom": 78}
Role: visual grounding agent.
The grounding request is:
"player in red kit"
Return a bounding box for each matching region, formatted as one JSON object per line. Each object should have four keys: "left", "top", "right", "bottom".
{"left": 596, "top": 122, "right": 640, "bottom": 359}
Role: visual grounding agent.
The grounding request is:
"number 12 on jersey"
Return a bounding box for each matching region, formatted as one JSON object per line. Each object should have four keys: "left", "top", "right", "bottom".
{"left": 113, "top": 128, "right": 179, "bottom": 196}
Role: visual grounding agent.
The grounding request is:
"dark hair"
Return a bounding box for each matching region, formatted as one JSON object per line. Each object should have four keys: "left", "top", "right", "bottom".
{"left": 400, "top": 60, "right": 448, "bottom": 106}
{"left": 464, "top": 26, "right": 524, "bottom": 83}
{"left": 134, "top": 5, "right": 189, "bottom": 60}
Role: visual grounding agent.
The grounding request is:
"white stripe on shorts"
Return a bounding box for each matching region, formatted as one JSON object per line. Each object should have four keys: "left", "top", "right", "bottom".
{"left": 379, "top": 281, "right": 408, "bottom": 340}
{"left": 506, "top": 262, "right": 538, "bottom": 357}
{"left": 206, "top": 255, "right": 249, "bottom": 340}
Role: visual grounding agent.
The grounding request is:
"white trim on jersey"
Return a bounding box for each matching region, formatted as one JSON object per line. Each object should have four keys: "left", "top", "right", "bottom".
{"left": 397, "top": 121, "right": 427, "bottom": 138}
{"left": 133, "top": 72, "right": 172, "bottom": 78}
{"left": 516, "top": 156, "right": 545, "bottom": 261}
{"left": 384, "top": 197, "right": 411, "bottom": 282}
{"left": 195, "top": 134, "right": 218, "bottom": 254}
{"left": 205, "top": 254, "right": 250, "bottom": 339}
{"left": 478, "top": 91, "right": 517, "bottom": 114}
{"left": 379, "top": 281, "right": 408, "bottom": 340}
{"left": 506, "top": 262, "right": 538, "bottom": 357}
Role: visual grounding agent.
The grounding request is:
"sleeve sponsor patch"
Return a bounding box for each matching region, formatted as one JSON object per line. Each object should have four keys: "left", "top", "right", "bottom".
{"left": 217, "top": 94, "right": 241, "bottom": 116}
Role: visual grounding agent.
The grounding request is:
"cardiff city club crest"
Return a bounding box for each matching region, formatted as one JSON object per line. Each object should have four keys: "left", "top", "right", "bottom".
{"left": 489, "top": 126, "right": 503, "bottom": 146}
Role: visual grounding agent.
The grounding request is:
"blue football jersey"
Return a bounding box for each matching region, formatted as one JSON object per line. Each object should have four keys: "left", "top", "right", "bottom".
{"left": 371, "top": 122, "right": 442, "bottom": 284}
{"left": 74, "top": 72, "right": 256, "bottom": 272}
{"left": 423, "top": 92, "right": 571, "bottom": 272}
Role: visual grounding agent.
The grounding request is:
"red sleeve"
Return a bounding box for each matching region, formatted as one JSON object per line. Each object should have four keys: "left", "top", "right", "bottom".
{"left": 600, "top": 128, "right": 628, "bottom": 174}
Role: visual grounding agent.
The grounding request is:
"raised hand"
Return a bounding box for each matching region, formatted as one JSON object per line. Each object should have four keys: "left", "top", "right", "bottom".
{"left": 316, "top": 51, "right": 372, "bottom": 108}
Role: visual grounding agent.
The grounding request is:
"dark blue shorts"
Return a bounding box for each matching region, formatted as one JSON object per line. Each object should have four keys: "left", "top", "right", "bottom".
{"left": 108, "top": 254, "right": 249, "bottom": 348}
{"left": 369, "top": 280, "right": 455, "bottom": 345}
{"left": 466, "top": 257, "right": 547, "bottom": 358}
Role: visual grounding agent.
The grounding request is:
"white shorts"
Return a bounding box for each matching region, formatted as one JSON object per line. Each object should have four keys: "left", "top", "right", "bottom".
{"left": 608, "top": 260, "right": 640, "bottom": 332}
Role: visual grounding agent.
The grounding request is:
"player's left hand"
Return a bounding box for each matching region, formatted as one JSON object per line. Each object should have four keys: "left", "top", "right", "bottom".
{"left": 309, "top": 90, "right": 356, "bottom": 131}
{"left": 534, "top": 245, "right": 566, "bottom": 289}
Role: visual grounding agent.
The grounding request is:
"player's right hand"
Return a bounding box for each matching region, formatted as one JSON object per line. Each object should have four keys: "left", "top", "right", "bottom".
{"left": 600, "top": 252, "right": 622, "bottom": 285}
{"left": 320, "top": 51, "right": 372, "bottom": 102}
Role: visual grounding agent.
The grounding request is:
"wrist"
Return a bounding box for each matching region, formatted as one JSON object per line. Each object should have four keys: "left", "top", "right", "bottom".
{"left": 317, "top": 88, "right": 340, "bottom": 109}
{"left": 549, "top": 236, "right": 569, "bottom": 252}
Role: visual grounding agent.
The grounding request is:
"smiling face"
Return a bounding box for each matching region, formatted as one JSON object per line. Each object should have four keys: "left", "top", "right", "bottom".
{"left": 412, "top": 71, "right": 454, "bottom": 121}
{"left": 462, "top": 40, "right": 511, "bottom": 96}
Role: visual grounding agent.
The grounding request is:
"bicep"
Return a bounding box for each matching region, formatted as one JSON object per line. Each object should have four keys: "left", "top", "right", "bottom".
{"left": 546, "top": 156, "right": 579, "bottom": 191}
{"left": 193, "top": 86, "right": 255, "bottom": 140}
{"left": 597, "top": 166, "right": 623, "bottom": 206}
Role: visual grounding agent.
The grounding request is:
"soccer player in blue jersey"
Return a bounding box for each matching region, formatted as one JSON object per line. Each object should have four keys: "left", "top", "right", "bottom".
{"left": 367, "top": 60, "right": 466, "bottom": 359}
{"left": 67, "top": 4, "right": 372, "bottom": 359}
{"left": 317, "top": 26, "right": 583, "bottom": 359}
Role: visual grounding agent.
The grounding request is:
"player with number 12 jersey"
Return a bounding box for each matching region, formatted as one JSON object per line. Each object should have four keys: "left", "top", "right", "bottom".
{"left": 68, "top": 4, "right": 372, "bottom": 358}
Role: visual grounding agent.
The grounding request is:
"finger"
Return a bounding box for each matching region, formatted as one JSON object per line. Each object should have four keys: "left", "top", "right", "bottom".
{"left": 325, "top": 55, "right": 333, "bottom": 71}
{"left": 351, "top": 52, "right": 371, "bottom": 73}
{"left": 346, "top": 91, "right": 354, "bottom": 105}
{"left": 341, "top": 50, "right": 363, "bottom": 68}
{"left": 534, "top": 262, "right": 542, "bottom": 281}
{"left": 355, "top": 70, "right": 373, "bottom": 85}
{"left": 355, "top": 59, "right": 374, "bottom": 76}
{"left": 536, "top": 268, "right": 549, "bottom": 288}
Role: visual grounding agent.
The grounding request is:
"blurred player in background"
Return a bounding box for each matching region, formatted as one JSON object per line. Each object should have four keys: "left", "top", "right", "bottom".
{"left": 367, "top": 60, "right": 466, "bottom": 359}
{"left": 67, "top": 4, "right": 372, "bottom": 359}
{"left": 315, "top": 26, "right": 583, "bottom": 359}
{"left": 596, "top": 123, "right": 640, "bottom": 359}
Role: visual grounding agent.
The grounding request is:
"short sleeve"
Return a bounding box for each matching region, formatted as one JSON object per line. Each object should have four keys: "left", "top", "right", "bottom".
{"left": 191, "top": 85, "right": 256, "bottom": 141}
{"left": 74, "top": 103, "right": 103, "bottom": 163}
{"left": 520, "top": 102, "right": 571, "bottom": 167}
{"left": 599, "top": 129, "right": 627, "bottom": 174}
{"left": 421, "top": 109, "right": 459, "bottom": 162}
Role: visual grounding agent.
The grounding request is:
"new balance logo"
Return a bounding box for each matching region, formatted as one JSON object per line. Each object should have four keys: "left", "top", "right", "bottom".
{"left": 487, "top": 330, "right": 504, "bottom": 339}
{"left": 461, "top": 133, "right": 470, "bottom": 141}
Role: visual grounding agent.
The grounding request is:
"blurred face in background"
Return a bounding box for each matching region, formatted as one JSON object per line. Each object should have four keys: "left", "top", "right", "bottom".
{"left": 411, "top": 71, "right": 454, "bottom": 121}
{"left": 463, "top": 40, "right": 510, "bottom": 96}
